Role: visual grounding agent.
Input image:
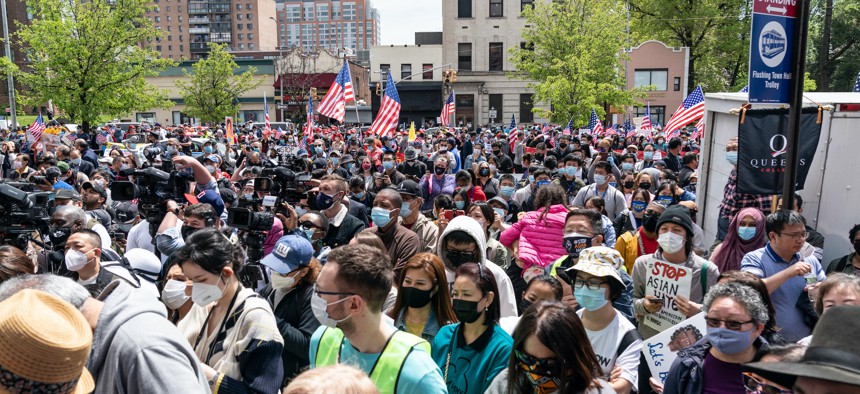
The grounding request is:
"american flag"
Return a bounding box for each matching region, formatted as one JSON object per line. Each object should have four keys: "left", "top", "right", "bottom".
{"left": 370, "top": 72, "right": 401, "bottom": 138}
{"left": 440, "top": 92, "right": 455, "bottom": 127}
{"left": 264, "top": 95, "right": 271, "bottom": 132}
{"left": 588, "top": 109, "right": 604, "bottom": 135}
{"left": 305, "top": 92, "right": 314, "bottom": 143}
{"left": 853, "top": 69, "right": 860, "bottom": 92}
{"left": 508, "top": 113, "right": 517, "bottom": 152}
{"left": 739, "top": 85, "right": 750, "bottom": 93}
{"left": 317, "top": 61, "right": 355, "bottom": 123}
{"left": 563, "top": 117, "right": 573, "bottom": 135}
{"left": 26, "top": 113, "right": 45, "bottom": 143}
{"left": 664, "top": 86, "right": 705, "bottom": 139}
{"left": 605, "top": 126, "right": 616, "bottom": 136}
{"left": 641, "top": 104, "right": 653, "bottom": 132}
{"left": 691, "top": 117, "right": 705, "bottom": 140}
{"left": 624, "top": 118, "right": 636, "bottom": 138}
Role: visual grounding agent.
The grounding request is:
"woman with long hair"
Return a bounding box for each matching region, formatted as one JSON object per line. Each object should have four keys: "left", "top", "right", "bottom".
{"left": 387, "top": 253, "right": 458, "bottom": 342}
{"left": 467, "top": 202, "right": 510, "bottom": 268}
{"left": 486, "top": 300, "right": 613, "bottom": 394}
{"left": 710, "top": 207, "right": 767, "bottom": 273}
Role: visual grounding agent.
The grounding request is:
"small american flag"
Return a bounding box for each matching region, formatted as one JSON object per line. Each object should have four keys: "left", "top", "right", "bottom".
{"left": 440, "top": 92, "right": 455, "bottom": 127}
{"left": 264, "top": 95, "right": 271, "bottom": 132}
{"left": 588, "top": 109, "right": 604, "bottom": 135}
{"left": 605, "top": 126, "right": 616, "bottom": 136}
{"left": 641, "top": 104, "right": 653, "bottom": 132}
{"left": 853, "top": 69, "right": 860, "bottom": 92}
{"left": 508, "top": 113, "right": 518, "bottom": 152}
{"left": 624, "top": 118, "right": 636, "bottom": 138}
{"left": 317, "top": 61, "right": 355, "bottom": 123}
{"left": 664, "top": 86, "right": 705, "bottom": 139}
{"left": 370, "top": 72, "right": 401, "bottom": 138}
{"left": 27, "top": 113, "right": 45, "bottom": 143}
{"left": 691, "top": 117, "right": 705, "bottom": 140}
{"left": 563, "top": 117, "right": 573, "bottom": 135}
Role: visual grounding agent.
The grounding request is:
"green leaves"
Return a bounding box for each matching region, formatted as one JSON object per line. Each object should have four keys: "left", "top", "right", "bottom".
{"left": 175, "top": 43, "right": 262, "bottom": 123}
{"left": 509, "top": 0, "right": 644, "bottom": 124}
{"left": 16, "top": 0, "right": 174, "bottom": 130}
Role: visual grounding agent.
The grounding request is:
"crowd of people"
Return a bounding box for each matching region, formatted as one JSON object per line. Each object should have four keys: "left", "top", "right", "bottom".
{"left": 0, "top": 120, "right": 858, "bottom": 394}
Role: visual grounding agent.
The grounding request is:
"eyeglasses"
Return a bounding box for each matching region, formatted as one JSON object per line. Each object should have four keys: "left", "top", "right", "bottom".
{"left": 779, "top": 231, "right": 808, "bottom": 240}
{"left": 514, "top": 349, "right": 561, "bottom": 377}
{"left": 573, "top": 278, "right": 608, "bottom": 290}
{"left": 705, "top": 317, "right": 755, "bottom": 331}
{"left": 742, "top": 372, "right": 793, "bottom": 394}
{"left": 312, "top": 284, "right": 355, "bottom": 298}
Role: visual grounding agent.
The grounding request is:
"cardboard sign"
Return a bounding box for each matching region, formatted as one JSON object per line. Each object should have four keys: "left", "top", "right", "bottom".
{"left": 644, "top": 258, "right": 693, "bottom": 332}
{"left": 642, "top": 313, "right": 707, "bottom": 384}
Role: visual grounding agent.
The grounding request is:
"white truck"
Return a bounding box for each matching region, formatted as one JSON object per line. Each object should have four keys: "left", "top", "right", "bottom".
{"left": 697, "top": 92, "right": 860, "bottom": 267}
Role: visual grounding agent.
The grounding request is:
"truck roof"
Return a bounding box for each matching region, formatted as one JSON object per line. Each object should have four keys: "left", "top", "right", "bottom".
{"left": 706, "top": 92, "right": 860, "bottom": 106}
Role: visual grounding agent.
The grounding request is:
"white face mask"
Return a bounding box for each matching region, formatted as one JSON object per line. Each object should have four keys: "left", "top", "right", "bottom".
{"left": 658, "top": 232, "right": 686, "bottom": 254}
{"left": 271, "top": 270, "right": 301, "bottom": 290}
{"left": 311, "top": 291, "right": 352, "bottom": 328}
{"left": 161, "top": 279, "right": 190, "bottom": 310}
{"left": 64, "top": 249, "right": 90, "bottom": 272}
{"left": 191, "top": 272, "right": 225, "bottom": 306}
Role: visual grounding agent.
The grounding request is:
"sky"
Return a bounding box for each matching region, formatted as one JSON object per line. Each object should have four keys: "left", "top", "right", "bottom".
{"left": 373, "top": 0, "right": 442, "bottom": 45}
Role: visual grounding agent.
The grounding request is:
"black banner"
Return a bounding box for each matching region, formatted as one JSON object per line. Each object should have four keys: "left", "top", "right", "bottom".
{"left": 737, "top": 107, "right": 822, "bottom": 195}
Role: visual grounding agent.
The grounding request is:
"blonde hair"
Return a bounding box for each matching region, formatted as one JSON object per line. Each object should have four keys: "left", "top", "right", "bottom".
{"left": 284, "top": 365, "right": 379, "bottom": 394}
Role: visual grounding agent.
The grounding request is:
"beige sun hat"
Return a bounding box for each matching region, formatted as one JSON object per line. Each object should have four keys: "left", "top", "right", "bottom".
{"left": 0, "top": 289, "right": 94, "bottom": 394}
{"left": 564, "top": 246, "right": 625, "bottom": 287}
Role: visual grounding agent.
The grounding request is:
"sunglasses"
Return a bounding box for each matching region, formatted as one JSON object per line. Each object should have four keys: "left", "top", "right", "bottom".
{"left": 705, "top": 317, "right": 755, "bottom": 331}
{"left": 515, "top": 349, "right": 561, "bottom": 377}
{"left": 742, "top": 372, "right": 792, "bottom": 394}
{"left": 299, "top": 220, "right": 324, "bottom": 231}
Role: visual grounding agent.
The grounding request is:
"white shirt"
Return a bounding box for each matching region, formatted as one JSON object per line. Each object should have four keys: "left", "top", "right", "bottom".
{"left": 445, "top": 261, "right": 518, "bottom": 318}
{"left": 127, "top": 219, "right": 183, "bottom": 264}
{"left": 577, "top": 308, "right": 642, "bottom": 391}
{"left": 329, "top": 204, "right": 348, "bottom": 227}
{"left": 512, "top": 185, "right": 532, "bottom": 206}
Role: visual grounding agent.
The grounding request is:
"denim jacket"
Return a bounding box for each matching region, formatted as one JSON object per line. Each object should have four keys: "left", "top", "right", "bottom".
{"left": 394, "top": 308, "right": 444, "bottom": 343}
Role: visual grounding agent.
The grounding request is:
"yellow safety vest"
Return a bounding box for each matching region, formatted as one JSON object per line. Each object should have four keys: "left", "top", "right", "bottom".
{"left": 315, "top": 327, "right": 431, "bottom": 394}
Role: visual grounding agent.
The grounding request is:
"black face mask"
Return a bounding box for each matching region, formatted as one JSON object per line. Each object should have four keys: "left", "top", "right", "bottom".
{"left": 639, "top": 182, "right": 652, "bottom": 190}
{"left": 453, "top": 299, "right": 482, "bottom": 323}
{"left": 642, "top": 213, "right": 659, "bottom": 233}
{"left": 624, "top": 181, "right": 636, "bottom": 189}
{"left": 48, "top": 226, "right": 71, "bottom": 249}
{"left": 446, "top": 250, "right": 476, "bottom": 268}
{"left": 854, "top": 240, "right": 860, "bottom": 255}
{"left": 479, "top": 168, "right": 490, "bottom": 177}
{"left": 519, "top": 298, "right": 534, "bottom": 313}
{"left": 434, "top": 166, "right": 447, "bottom": 176}
{"left": 535, "top": 154, "right": 545, "bottom": 162}
{"left": 492, "top": 150, "right": 501, "bottom": 156}
{"left": 401, "top": 286, "right": 434, "bottom": 309}
{"left": 559, "top": 143, "right": 568, "bottom": 150}
{"left": 181, "top": 225, "right": 200, "bottom": 240}
{"left": 563, "top": 235, "right": 592, "bottom": 258}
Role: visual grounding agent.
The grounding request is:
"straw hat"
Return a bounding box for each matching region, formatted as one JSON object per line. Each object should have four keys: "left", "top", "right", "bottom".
{"left": 0, "top": 289, "right": 94, "bottom": 394}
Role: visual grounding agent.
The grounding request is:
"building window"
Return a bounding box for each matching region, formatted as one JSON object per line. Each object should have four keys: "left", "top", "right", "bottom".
{"left": 238, "top": 43, "right": 244, "bottom": 49}
{"left": 458, "top": 0, "right": 472, "bottom": 18}
{"left": 519, "top": 94, "right": 534, "bottom": 123}
{"left": 166, "top": 15, "right": 171, "bottom": 21}
{"left": 380, "top": 64, "right": 390, "bottom": 79}
{"left": 238, "top": 34, "right": 243, "bottom": 39}
{"left": 674, "top": 77, "right": 681, "bottom": 91}
{"left": 237, "top": 14, "right": 243, "bottom": 20}
{"left": 521, "top": 0, "right": 534, "bottom": 12}
{"left": 156, "top": 45, "right": 162, "bottom": 51}
{"left": 249, "top": 43, "right": 254, "bottom": 49}
{"left": 401, "top": 64, "right": 412, "bottom": 80}
{"left": 488, "top": 42, "right": 503, "bottom": 71}
{"left": 236, "top": 4, "right": 242, "bottom": 10}
{"left": 168, "top": 45, "right": 172, "bottom": 51}
{"left": 154, "top": 16, "right": 160, "bottom": 22}
{"left": 634, "top": 69, "right": 668, "bottom": 91}
{"left": 489, "top": 0, "right": 503, "bottom": 17}
{"left": 458, "top": 43, "right": 472, "bottom": 71}
{"left": 237, "top": 24, "right": 243, "bottom": 30}
{"left": 247, "top": 13, "right": 252, "bottom": 19}
{"left": 248, "top": 33, "right": 254, "bottom": 39}
{"left": 422, "top": 64, "right": 433, "bottom": 79}
{"left": 247, "top": 23, "right": 252, "bottom": 29}
{"left": 634, "top": 105, "right": 666, "bottom": 125}
{"left": 246, "top": 3, "right": 251, "bottom": 9}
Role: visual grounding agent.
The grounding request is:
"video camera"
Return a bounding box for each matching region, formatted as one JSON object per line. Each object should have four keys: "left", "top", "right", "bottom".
{"left": 0, "top": 183, "right": 54, "bottom": 249}
{"left": 226, "top": 207, "right": 273, "bottom": 287}
{"left": 254, "top": 165, "right": 313, "bottom": 213}
{"left": 110, "top": 161, "right": 192, "bottom": 240}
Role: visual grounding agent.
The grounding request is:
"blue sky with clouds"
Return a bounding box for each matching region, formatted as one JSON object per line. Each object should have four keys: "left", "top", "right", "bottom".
{"left": 373, "top": 0, "right": 442, "bottom": 44}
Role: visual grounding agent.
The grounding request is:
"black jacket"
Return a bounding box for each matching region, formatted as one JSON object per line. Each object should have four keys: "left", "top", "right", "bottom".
{"left": 261, "top": 282, "right": 321, "bottom": 385}
{"left": 322, "top": 211, "right": 366, "bottom": 249}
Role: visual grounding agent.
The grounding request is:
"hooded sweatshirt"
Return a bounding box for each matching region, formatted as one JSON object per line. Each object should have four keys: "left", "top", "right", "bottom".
{"left": 89, "top": 281, "right": 209, "bottom": 393}
{"left": 436, "top": 216, "right": 518, "bottom": 318}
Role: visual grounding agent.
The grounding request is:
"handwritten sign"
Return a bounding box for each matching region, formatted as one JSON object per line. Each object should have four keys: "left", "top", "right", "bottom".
{"left": 644, "top": 258, "right": 693, "bottom": 332}
{"left": 642, "top": 313, "right": 707, "bottom": 383}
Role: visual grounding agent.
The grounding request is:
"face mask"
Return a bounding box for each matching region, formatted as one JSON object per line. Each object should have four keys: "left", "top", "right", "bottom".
{"left": 332, "top": 157, "right": 340, "bottom": 166}
{"left": 492, "top": 150, "right": 500, "bottom": 156}
{"left": 49, "top": 226, "right": 72, "bottom": 247}
{"left": 738, "top": 226, "right": 757, "bottom": 241}
{"left": 642, "top": 213, "right": 659, "bottom": 233}
{"left": 500, "top": 185, "right": 515, "bottom": 197}
{"left": 382, "top": 161, "right": 395, "bottom": 171}
{"left": 562, "top": 232, "right": 592, "bottom": 258}
{"left": 311, "top": 291, "right": 352, "bottom": 328}
{"left": 726, "top": 151, "right": 738, "bottom": 165}
{"left": 362, "top": 162, "right": 372, "bottom": 171}
{"left": 621, "top": 162, "right": 634, "bottom": 171}
{"left": 446, "top": 250, "right": 476, "bottom": 268}
{"left": 594, "top": 174, "right": 607, "bottom": 186}
{"left": 574, "top": 286, "right": 609, "bottom": 311}
{"left": 656, "top": 196, "right": 674, "bottom": 206}
{"left": 401, "top": 286, "right": 434, "bottom": 309}
{"left": 181, "top": 225, "right": 200, "bottom": 240}
{"left": 71, "top": 158, "right": 82, "bottom": 166}
{"left": 854, "top": 240, "right": 860, "bottom": 255}
{"left": 271, "top": 270, "right": 300, "bottom": 290}
{"left": 315, "top": 147, "right": 323, "bottom": 155}
{"left": 639, "top": 182, "right": 652, "bottom": 190}
{"left": 454, "top": 201, "right": 465, "bottom": 210}
{"left": 623, "top": 181, "right": 636, "bottom": 190}
{"left": 371, "top": 207, "right": 394, "bottom": 228}
{"left": 535, "top": 180, "right": 550, "bottom": 189}
{"left": 707, "top": 326, "right": 753, "bottom": 355}
{"left": 294, "top": 206, "right": 308, "bottom": 217}
{"left": 493, "top": 207, "right": 506, "bottom": 220}
{"left": 346, "top": 163, "right": 355, "bottom": 172}
{"left": 609, "top": 182, "right": 617, "bottom": 188}
{"left": 559, "top": 143, "right": 568, "bottom": 150}
{"left": 658, "top": 232, "right": 685, "bottom": 254}
{"left": 528, "top": 175, "right": 535, "bottom": 184}
{"left": 204, "top": 146, "right": 213, "bottom": 154}
{"left": 191, "top": 272, "right": 225, "bottom": 306}
{"left": 519, "top": 298, "right": 533, "bottom": 313}
{"left": 522, "top": 367, "right": 561, "bottom": 394}
{"left": 452, "top": 299, "right": 483, "bottom": 324}
{"left": 12, "top": 161, "right": 21, "bottom": 170}
{"left": 478, "top": 168, "right": 490, "bottom": 177}
{"left": 644, "top": 151, "right": 654, "bottom": 160}
{"left": 64, "top": 249, "right": 90, "bottom": 272}
{"left": 315, "top": 192, "right": 338, "bottom": 211}
{"left": 244, "top": 193, "right": 254, "bottom": 200}
{"left": 161, "top": 279, "right": 190, "bottom": 310}
{"left": 434, "top": 166, "right": 446, "bottom": 175}
{"left": 400, "top": 201, "right": 413, "bottom": 218}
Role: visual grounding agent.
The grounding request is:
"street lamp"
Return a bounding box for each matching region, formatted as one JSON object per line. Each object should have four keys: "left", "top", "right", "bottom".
{"left": 269, "top": 17, "right": 285, "bottom": 122}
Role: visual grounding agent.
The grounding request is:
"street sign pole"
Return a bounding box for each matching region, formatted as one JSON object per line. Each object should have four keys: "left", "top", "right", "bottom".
{"left": 782, "top": 0, "right": 811, "bottom": 210}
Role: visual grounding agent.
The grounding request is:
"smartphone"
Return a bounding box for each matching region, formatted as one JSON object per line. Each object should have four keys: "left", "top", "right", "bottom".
{"left": 444, "top": 210, "right": 465, "bottom": 220}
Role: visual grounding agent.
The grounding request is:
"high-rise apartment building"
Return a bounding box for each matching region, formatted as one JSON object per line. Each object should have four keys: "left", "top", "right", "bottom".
{"left": 148, "top": 0, "right": 277, "bottom": 60}
{"left": 275, "top": 0, "right": 380, "bottom": 54}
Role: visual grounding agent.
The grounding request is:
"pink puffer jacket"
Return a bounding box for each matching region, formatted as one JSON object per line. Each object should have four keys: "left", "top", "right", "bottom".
{"left": 500, "top": 204, "right": 569, "bottom": 270}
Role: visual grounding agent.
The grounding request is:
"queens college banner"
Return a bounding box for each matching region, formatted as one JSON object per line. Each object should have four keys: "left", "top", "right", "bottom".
{"left": 737, "top": 107, "right": 822, "bottom": 195}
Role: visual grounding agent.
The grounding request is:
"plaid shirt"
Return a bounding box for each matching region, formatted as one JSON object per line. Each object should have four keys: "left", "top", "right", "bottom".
{"left": 719, "top": 168, "right": 772, "bottom": 219}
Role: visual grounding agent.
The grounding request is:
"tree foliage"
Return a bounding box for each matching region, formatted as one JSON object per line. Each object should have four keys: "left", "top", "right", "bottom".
{"left": 509, "top": 0, "right": 643, "bottom": 125}
{"left": 807, "top": 0, "right": 860, "bottom": 91}
{"left": 16, "top": 0, "right": 174, "bottom": 131}
{"left": 176, "top": 43, "right": 261, "bottom": 124}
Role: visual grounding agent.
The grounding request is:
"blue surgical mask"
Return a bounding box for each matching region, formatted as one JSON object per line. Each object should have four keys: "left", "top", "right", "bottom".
{"left": 500, "top": 185, "right": 515, "bottom": 197}
{"left": 352, "top": 191, "right": 365, "bottom": 199}
{"left": 400, "top": 201, "right": 412, "bottom": 218}
{"left": 528, "top": 175, "right": 535, "bottom": 184}
{"left": 454, "top": 201, "right": 465, "bottom": 210}
{"left": 573, "top": 286, "right": 608, "bottom": 311}
{"left": 738, "top": 226, "right": 756, "bottom": 241}
{"left": 536, "top": 180, "right": 550, "bottom": 188}
{"left": 644, "top": 151, "right": 654, "bottom": 160}
{"left": 631, "top": 200, "right": 647, "bottom": 213}
{"left": 493, "top": 207, "right": 506, "bottom": 219}
{"left": 371, "top": 207, "right": 394, "bottom": 228}
{"left": 707, "top": 326, "right": 754, "bottom": 355}
{"left": 294, "top": 206, "right": 307, "bottom": 217}
{"left": 725, "top": 151, "right": 738, "bottom": 165}
{"left": 332, "top": 157, "right": 339, "bottom": 166}
{"left": 382, "top": 161, "right": 395, "bottom": 171}
{"left": 621, "top": 162, "right": 634, "bottom": 171}
{"left": 656, "top": 195, "right": 674, "bottom": 206}
{"left": 594, "top": 174, "right": 607, "bottom": 186}
{"left": 204, "top": 146, "right": 213, "bottom": 154}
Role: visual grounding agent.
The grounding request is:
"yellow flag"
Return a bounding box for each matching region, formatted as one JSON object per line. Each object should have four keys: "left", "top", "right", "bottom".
{"left": 408, "top": 122, "right": 416, "bottom": 141}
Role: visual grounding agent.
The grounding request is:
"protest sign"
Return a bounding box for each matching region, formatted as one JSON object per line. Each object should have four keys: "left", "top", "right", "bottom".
{"left": 642, "top": 313, "right": 707, "bottom": 384}
{"left": 644, "top": 258, "right": 693, "bottom": 332}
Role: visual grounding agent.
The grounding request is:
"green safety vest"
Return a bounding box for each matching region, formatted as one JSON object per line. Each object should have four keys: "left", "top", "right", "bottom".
{"left": 315, "top": 327, "right": 431, "bottom": 394}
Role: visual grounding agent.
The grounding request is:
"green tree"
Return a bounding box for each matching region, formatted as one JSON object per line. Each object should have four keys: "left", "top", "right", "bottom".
{"left": 509, "top": 0, "right": 643, "bottom": 124}
{"left": 176, "top": 43, "right": 262, "bottom": 124}
{"left": 807, "top": 0, "right": 860, "bottom": 91}
{"left": 16, "top": 0, "right": 174, "bottom": 132}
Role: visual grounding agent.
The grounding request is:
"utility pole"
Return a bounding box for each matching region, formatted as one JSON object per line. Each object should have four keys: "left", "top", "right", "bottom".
{"left": 1, "top": 0, "right": 17, "bottom": 131}
{"left": 781, "top": 0, "right": 812, "bottom": 210}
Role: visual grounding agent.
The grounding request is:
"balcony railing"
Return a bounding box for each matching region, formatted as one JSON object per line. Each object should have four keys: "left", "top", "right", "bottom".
{"left": 188, "top": 17, "right": 209, "bottom": 24}
{"left": 189, "top": 27, "right": 210, "bottom": 34}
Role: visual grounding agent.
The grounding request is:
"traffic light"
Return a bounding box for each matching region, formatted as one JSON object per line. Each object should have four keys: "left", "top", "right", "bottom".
{"left": 375, "top": 83, "right": 382, "bottom": 96}
{"left": 450, "top": 70, "right": 457, "bottom": 83}
{"left": 443, "top": 69, "right": 457, "bottom": 83}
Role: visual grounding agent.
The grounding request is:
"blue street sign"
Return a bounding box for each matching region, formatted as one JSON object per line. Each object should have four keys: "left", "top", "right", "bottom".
{"left": 748, "top": 0, "right": 797, "bottom": 104}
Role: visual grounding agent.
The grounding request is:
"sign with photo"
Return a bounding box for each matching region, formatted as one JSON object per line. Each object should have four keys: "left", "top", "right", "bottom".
{"left": 644, "top": 258, "right": 693, "bottom": 332}
{"left": 642, "top": 313, "right": 707, "bottom": 383}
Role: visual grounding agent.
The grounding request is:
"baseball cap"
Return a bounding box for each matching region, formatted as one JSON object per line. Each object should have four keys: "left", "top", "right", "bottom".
{"left": 81, "top": 181, "right": 107, "bottom": 198}
{"left": 205, "top": 154, "right": 222, "bottom": 164}
{"left": 57, "top": 161, "right": 70, "bottom": 173}
{"left": 115, "top": 201, "right": 139, "bottom": 223}
{"left": 55, "top": 188, "right": 81, "bottom": 201}
{"left": 260, "top": 235, "right": 314, "bottom": 275}
{"left": 396, "top": 180, "right": 420, "bottom": 197}
{"left": 184, "top": 190, "right": 225, "bottom": 216}
{"left": 312, "top": 158, "right": 327, "bottom": 170}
